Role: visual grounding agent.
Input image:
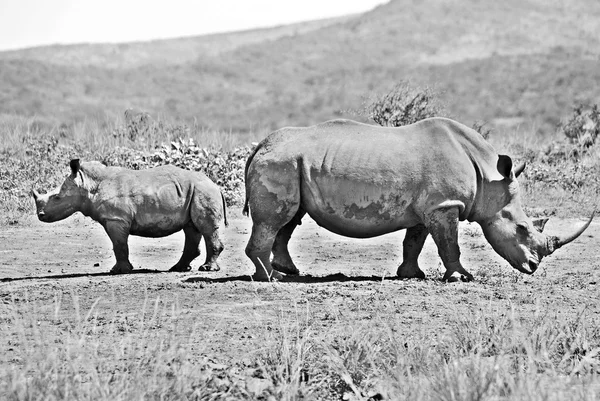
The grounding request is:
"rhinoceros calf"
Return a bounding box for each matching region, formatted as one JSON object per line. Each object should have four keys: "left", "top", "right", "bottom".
{"left": 32, "top": 160, "right": 227, "bottom": 274}
{"left": 243, "top": 117, "right": 593, "bottom": 281}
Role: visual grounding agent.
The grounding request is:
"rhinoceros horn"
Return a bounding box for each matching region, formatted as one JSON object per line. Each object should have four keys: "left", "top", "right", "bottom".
{"left": 545, "top": 211, "right": 595, "bottom": 254}
{"left": 31, "top": 189, "right": 40, "bottom": 200}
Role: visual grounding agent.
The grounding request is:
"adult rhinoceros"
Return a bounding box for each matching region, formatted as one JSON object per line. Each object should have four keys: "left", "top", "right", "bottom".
{"left": 32, "top": 160, "right": 227, "bottom": 274}
{"left": 242, "top": 117, "right": 593, "bottom": 282}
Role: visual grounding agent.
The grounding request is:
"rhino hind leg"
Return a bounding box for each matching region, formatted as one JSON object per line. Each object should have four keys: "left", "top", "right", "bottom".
{"left": 425, "top": 207, "right": 474, "bottom": 282}
{"left": 271, "top": 209, "right": 305, "bottom": 275}
{"left": 198, "top": 228, "right": 224, "bottom": 272}
{"left": 397, "top": 224, "right": 428, "bottom": 279}
{"left": 245, "top": 222, "right": 286, "bottom": 281}
{"left": 170, "top": 225, "right": 202, "bottom": 272}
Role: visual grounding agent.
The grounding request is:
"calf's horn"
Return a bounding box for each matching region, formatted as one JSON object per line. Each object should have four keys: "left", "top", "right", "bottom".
{"left": 546, "top": 211, "right": 595, "bottom": 254}
{"left": 31, "top": 189, "right": 40, "bottom": 200}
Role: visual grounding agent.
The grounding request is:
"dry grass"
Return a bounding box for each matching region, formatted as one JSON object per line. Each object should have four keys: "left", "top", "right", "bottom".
{"left": 1, "top": 291, "right": 599, "bottom": 400}
{"left": 2, "top": 110, "right": 600, "bottom": 398}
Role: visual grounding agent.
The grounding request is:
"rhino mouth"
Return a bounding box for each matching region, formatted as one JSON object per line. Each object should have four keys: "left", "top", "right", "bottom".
{"left": 516, "top": 259, "right": 538, "bottom": 275}
{"left": 37, "top": 211, "right": 49, "bottom": 222}
{"left": 527, "top": 259, "right": 539, "bottom": 274}
{"left": 511, "top": 258, "right": 538, "bottom": 275}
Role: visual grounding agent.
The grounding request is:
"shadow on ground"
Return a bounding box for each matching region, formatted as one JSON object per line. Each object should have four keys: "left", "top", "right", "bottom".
{"left": 0, "top": 269, "right": 165, "bottom": 282}
{"left": 184, "top": 273, "right": 407, "bottom": 284}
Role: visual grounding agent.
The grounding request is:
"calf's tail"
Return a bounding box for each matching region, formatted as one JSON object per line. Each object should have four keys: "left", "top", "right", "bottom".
{"left": 221, "top": 191, "right": 229, "bottom": 227}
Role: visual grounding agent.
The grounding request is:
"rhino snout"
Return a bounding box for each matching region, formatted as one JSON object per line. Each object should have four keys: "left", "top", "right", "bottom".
{"left": 37, "top": 211, "right": 47, "bottom": 221}
{"left": 515, "top": 259, "right": 538, "bottom": 275}
{"left": 527, "top": 259, "right": 538, "bottom": 274}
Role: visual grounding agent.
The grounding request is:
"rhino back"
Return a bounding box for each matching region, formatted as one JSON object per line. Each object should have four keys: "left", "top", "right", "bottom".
{"left": 251, "top": 118, "right": 502, "bottom": 229}
{"left": 84, "top": 164, "right": 217, "bottom": 235}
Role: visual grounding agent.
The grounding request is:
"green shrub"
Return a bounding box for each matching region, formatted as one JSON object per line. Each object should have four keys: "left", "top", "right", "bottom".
{"left": 365, "top": 81, "right": 446, "bottom": 127}
{"left": 471, "top": 120, "right": 493, "bottom": 140}
{"left": 102, "top": 138, "right": 252, "bottom": 205}
{"left": 559, "top": 104, "right": 600, "bottom": 147}
{"left": 1, "top": 132, "right": 252, "bottom": 225}
{"left": 0, "top": 136, "right": 92, "bottom": 224}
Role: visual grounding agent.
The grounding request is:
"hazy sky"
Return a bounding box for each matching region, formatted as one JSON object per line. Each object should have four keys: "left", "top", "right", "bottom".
{"left": 0, "top": 0, "right": 388, "bottom": 51}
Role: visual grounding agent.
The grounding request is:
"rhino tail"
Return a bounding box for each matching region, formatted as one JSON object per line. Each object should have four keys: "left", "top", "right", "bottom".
{"left": 242, "top": 141, "right": 264, "bottom": 217}
{"left": 221, "top": 191, "right": 229, "bottom": 227}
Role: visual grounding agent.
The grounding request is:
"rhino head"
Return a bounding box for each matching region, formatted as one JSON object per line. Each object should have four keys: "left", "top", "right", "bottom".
{"left": 32, "top": 159, "right": 91, "bottom": 222}
{"left": 479, "top": 155, "right": 594, "bottom": 274}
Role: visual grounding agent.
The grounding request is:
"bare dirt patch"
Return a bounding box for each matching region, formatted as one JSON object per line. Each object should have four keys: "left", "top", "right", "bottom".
{"left": 1, "top": 207, "right": 599, "bottom": 398}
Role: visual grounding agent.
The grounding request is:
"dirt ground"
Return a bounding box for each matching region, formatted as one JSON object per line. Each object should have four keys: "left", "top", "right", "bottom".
{"left": 1, "top": 207, "right": 599, "bottom": 370}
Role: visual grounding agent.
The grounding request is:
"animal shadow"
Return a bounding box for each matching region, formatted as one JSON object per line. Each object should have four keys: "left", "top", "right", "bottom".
{"left": 1, "top": 269, "right": 164, "bottom": 283}
{"left": 183, "top": 273, "right": 405, "bottom": 284}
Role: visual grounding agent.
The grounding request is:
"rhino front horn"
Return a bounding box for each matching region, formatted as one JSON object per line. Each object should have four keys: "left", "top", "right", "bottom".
{"left": 547, "top": 211, "right": 595, "bottom": 254}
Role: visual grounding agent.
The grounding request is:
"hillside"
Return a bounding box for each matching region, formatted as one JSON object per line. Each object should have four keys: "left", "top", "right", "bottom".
{"left": 1, "top": 0, "right": 600, "bottom": 134}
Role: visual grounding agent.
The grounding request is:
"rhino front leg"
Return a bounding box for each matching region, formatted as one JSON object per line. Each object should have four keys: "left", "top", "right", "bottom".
{"left": 170, "top": 225, "right": 201, "bottom": 272}
{"left": 105, "top": 220, "right": 134, "bottom": 274}
{"left": 271, "top": 209, "right": 305, "bottom": 275}
{"left": 397, "top": 224, "right": 428, "bottom": 279}
{"left": 425, "top": 207, "right": 474, "bottom": 282}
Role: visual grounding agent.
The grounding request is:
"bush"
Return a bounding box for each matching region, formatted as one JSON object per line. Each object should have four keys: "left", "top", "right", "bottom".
{"left": 102, "top": 138, "right": 252, "bottom": 205}
{"left": 365, "top": 81, "right": 446, "bottom": 127}
{"left": 558, "top": 103, "right": 600, "bottom": 147}
{"left": 0, "top": 136, "right": 94, "bottom": 224}
{"left": 1, "top": 132, "right": 252, "bottom": 225}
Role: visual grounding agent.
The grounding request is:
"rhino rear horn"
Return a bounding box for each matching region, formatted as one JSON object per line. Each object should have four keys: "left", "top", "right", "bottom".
{"left": 547, "top": 211, "right": 595, "bottom": 254}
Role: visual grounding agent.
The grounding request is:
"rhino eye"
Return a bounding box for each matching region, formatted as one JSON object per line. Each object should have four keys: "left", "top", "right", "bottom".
{"left": 516, "top": 222, "right": 528, "bottom": 232}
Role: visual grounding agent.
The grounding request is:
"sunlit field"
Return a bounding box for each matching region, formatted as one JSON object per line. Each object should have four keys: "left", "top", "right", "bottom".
{"left": 2, "top": 95, "right": 600, "bottom": 399}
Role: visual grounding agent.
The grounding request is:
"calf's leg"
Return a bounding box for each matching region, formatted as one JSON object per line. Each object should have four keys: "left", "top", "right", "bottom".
{"left": 105, "top": 220, "right": 133, "bottom": 274}
{"left": 170, "top": 225, "right": 201, "bottom": 272}
{"left": 199, "top": 227, "right": 224, "bottom": 271}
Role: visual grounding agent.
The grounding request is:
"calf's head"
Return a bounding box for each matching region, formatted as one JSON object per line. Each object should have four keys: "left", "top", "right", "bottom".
{"left": 480, "top": 155, "right": 593, "bottom": 274}
{"left": 32, "top": 159, "right": 90, "bottom": 222}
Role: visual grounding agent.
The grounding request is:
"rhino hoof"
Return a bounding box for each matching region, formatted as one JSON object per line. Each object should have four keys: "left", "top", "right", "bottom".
{"left": 252, "top": 270, "right": 283, "bottom": 282}
{"left": 199, "top": 264, "right": 220, "bottom": 272}
{"left": 271, "top": 261, "right": 299, "bottom": 275}
{"left": 170, "top": 264, "right": 192, "bottom": 272}
{"left": 444, "top": 271, "right": 474, "bottom": 283}
{"left": 110, "top": 262, "right": 133, "bottom": 274}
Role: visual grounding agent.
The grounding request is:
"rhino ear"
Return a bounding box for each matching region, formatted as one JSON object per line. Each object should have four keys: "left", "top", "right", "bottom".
{"left": 70, "top": 159, "right": 80, "bottom": 175}
{"left": 532, "top": 217, "right": 549, "bottom": 233}
{"left": 497, "top": 155, "right": 513, "bottom": 179}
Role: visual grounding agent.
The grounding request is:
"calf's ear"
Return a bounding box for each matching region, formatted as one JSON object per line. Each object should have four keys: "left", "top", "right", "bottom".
{"left": 497, "top": 155, "right": 513, "bottom": 179}
{"left": 70, "top": 159, "right": 80, "bottom": 175}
